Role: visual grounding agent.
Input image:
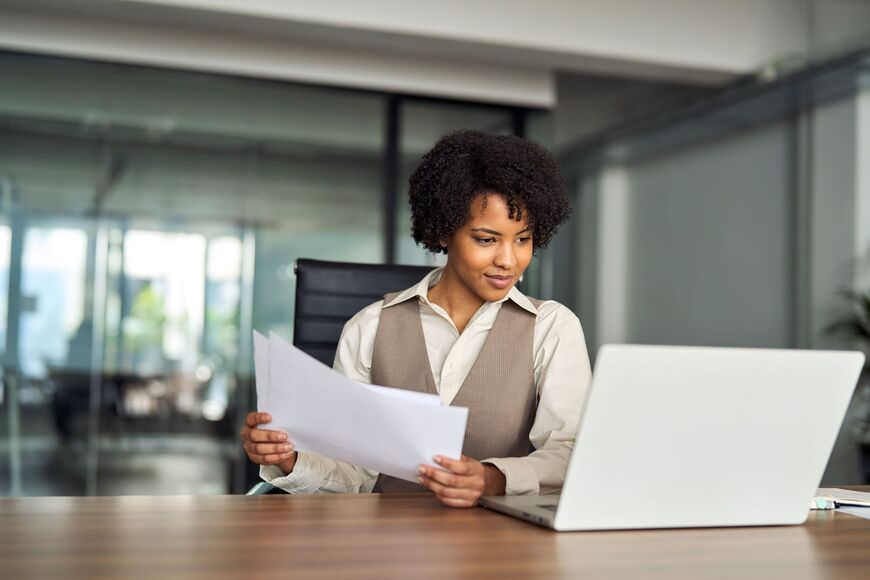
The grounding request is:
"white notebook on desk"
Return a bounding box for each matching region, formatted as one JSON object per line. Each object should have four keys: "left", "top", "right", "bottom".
{"left": 811, "top": 488, "right": 870, "bottom": 510}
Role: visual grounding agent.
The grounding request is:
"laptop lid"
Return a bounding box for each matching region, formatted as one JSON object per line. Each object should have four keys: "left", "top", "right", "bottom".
{"left": 553, "top": 345, "right": 864, "bottom": 531}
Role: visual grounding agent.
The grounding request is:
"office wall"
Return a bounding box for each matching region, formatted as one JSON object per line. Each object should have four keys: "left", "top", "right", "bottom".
{"left": 624, "top": 121, "right": 793, "bottom": 348}
{"left": 553, "top": 72, "right": 713, "bottom": 149}
{"left": 575, "top": 121, "right": 794, "bottom": 352}
{"left": 576, "top": 173, "right": 600, "bottom": 354}
{"left": 808, "top": 96, "right": 864, "bottom": 349}
{"left": 809, "top": 0, "right": 870, "bottom": 51}
{"left": 572, "top": 82, "right": 870, "bottom": 355}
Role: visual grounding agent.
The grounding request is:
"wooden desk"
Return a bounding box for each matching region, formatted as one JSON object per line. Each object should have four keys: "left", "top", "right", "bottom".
{"left": 2, "top": 492, "right": 869, "bottom": 579}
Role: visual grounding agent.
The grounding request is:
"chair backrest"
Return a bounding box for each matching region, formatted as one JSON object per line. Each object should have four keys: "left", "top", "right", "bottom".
{"left": 293, "top": 258, "right": 434, "bottom": 366}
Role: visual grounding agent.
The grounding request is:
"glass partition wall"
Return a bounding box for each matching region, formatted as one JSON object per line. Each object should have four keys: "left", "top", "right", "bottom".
{"left": 0, "top": 52, "right": 534, "bottom": 495}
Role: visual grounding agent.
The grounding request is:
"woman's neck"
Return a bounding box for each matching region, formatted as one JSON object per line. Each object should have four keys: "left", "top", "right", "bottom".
{"left": 427, "top": 267, "right": 485, "bottom": 334}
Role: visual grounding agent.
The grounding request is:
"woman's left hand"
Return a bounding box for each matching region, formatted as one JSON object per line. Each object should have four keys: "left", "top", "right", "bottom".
{"left": 418, "top": 455, "right": 506, "bottom": 508}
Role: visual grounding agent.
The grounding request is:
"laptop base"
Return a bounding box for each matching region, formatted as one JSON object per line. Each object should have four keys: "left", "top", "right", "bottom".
{"left": 479, "top": 495, "right": 560, "bottom": 529}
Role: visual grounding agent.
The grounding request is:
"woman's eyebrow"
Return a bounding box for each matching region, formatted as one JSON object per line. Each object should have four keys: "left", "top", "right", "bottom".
{"left": 470, "top": 227, "right": 532, "bottom": 236}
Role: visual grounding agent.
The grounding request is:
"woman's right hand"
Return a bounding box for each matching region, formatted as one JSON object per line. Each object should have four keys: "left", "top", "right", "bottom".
{"left": 240, "top": 412, "right": 298, "bottom": 475}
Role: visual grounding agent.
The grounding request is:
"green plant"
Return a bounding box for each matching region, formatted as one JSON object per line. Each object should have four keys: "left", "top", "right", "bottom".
{"left": 827, "top": 289, "right": 870, "bottom": 448}
{"left": 827, "top": 290, "right": 870, "bottom": 347}
{"left": 123, "top": 283, "right": 166, "bottom": 355}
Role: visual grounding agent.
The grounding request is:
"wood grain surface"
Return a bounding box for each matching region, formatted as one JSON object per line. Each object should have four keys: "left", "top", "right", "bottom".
{"left": 1, "top": 491, "right": 869, "bottom": 579}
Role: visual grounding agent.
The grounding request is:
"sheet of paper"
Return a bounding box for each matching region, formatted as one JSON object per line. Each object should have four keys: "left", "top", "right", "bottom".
{"left": 817, "top": 488, "right": 870, "bottom": 507}
{"left": 838, "top": 507, "right": 870, "bottom": 520}
{"left": 252, "top": 331, "right": 270, "bottom": 412}
{"left": 361, "top": 382, "right": 443, "bottom": 406}
{"left": 260, "top": 331, "right": 468, "bottom": 482}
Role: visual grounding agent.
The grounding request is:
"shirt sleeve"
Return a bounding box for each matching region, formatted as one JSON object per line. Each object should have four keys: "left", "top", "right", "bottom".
{"left": 260, "top": 302, "right": 381, "bottom": 493}
{"left": 482, "top": 304, "right": 591, "bottom": 495}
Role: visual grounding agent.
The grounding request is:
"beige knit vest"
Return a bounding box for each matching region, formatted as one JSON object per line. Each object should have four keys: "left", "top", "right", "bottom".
{"left": 370, "top": 293, "right": 542, "bottom": 493}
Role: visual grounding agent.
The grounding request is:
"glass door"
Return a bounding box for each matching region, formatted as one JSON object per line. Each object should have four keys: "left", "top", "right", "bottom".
{"left": 96, "top": 223, "right": 244, "bottom": 495}
{"left": 10, "top": 217, "right": 92, "bottom": 496}
{"left": 0, "top": 213, "right": 14, "bottom": 494}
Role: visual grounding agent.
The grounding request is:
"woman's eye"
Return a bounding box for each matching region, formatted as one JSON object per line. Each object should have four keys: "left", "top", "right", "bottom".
{"left": 517, "top": 237, "right": 532, "bottom": 245}
{"left": 475, "top": 237, "right": 496, "bottom": 245}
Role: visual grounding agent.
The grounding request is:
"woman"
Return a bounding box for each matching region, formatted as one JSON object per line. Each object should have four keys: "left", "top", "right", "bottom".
{"left": 241, "top": 130, "right": 591, "bottom": 508}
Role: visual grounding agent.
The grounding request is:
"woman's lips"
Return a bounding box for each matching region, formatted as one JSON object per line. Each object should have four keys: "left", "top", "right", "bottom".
{"left": 484, "top": 275, "right": 513, "bottom": 290}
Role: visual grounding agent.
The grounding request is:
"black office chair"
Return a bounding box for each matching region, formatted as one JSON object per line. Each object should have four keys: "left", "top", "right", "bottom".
{"left": 245, "top": 258, "right": 433, "bottom": 494}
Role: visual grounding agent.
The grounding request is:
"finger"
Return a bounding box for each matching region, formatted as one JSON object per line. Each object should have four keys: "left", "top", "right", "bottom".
{"left": 435, "top": 494, "right": 479, "bottom": 508}
{"left": 420, "top": 466, "right": 476, "bottom": 489}
{"left": 437, "top": 496, "right": 477, "bottom": 509}
{"left": 434, "top": 455, "right": 474, "bottom": 475}
{"left": 247, "top": 429, "right": 288, "bottom": 443}
{"left": 245, "top": 412, "right": 272, "bottom": 428}
{"left": 418, "top": 473, "right": 479, "bottom": 500}
{"left": 243, "top": 443, "right": 269, "bottom": 459}
{"left": 243, "top": 441, "right": 294, "bottom": 457}
{"left": 417, "top": 473, "right": 443, "bottom": 495}
{"left": 422, "top": 477, "right": 478, "bottom": 501}
{"left": 246, "top": 449, "right": 295, "bottom": 465}
{"left": 250, "top": 442, "right": 294, "bottom": 455}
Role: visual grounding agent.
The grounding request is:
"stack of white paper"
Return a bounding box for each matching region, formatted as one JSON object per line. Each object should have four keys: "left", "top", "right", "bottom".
{"left": 253, "top": 331, "right": 468, "bottom": 483}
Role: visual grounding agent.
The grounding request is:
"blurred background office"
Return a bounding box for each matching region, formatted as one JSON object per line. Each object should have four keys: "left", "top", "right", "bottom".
{"left": 1, "top": 0, "right": 869, "bottom": 496}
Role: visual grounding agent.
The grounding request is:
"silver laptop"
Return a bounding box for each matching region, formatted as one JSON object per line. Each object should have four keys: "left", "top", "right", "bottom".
{"left": 479, "top": 344, "right": 864, "bottom": 531}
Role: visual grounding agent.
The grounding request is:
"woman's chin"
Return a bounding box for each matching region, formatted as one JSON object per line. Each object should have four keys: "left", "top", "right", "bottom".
{"left": 476, "top": 285, "right": 513, "bottom": 303}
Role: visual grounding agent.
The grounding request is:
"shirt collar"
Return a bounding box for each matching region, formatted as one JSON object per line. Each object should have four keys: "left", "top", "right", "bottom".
{"left": 383, "top": 266, "right": 539, "bottom": 316}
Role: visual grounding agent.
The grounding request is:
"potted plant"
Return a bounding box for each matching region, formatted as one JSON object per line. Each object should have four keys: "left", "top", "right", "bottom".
{"left": 827, "top": 290, "right": 870, "bottom": 483}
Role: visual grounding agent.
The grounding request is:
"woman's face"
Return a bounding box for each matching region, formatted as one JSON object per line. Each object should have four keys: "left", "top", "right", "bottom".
{"left": 443, "top": 192, "right": 533, "bottom": 303}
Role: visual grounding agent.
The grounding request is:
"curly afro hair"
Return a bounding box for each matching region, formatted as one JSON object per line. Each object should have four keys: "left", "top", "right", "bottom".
{"left": 408, "top": 130, "right": 571, "bottom": 254}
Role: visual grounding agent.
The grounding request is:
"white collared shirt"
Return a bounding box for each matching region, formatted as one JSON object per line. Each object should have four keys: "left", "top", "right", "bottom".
{"left": 262, "top": 267, "right": 592, "bottom": 495}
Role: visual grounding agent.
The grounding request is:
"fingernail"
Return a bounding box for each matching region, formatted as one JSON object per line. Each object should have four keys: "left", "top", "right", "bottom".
{"left": 282, "top": 445, "right": 293, "bottom": 452}
{"left": 433, "top": 456, "right": 442, "bottom": 464}
{"left": 418, "top": 466, "right": 425, "bottom": 475}
{"left": 279, "top": 434, "right": 287, "bottom": 441}
{"left": 417, "top": 477, "right": 424, "bottom": 484}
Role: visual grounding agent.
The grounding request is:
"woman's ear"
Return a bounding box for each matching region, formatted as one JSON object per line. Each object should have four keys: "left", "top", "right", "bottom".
{"left": 439, "top": 238, "right": 448, "bottom": 249}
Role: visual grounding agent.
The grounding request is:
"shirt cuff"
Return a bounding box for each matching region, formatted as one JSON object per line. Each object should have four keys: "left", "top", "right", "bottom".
{"left": 481, "top": 457, "right": 540, "bottom": 496}
{"left": 259, "top": 453, "right": 323, "bottom": 494}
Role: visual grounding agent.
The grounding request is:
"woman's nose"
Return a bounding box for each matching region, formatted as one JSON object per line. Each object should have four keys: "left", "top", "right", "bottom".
{"left": 493, "top": 243, "right": 516, "bottom": 269}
